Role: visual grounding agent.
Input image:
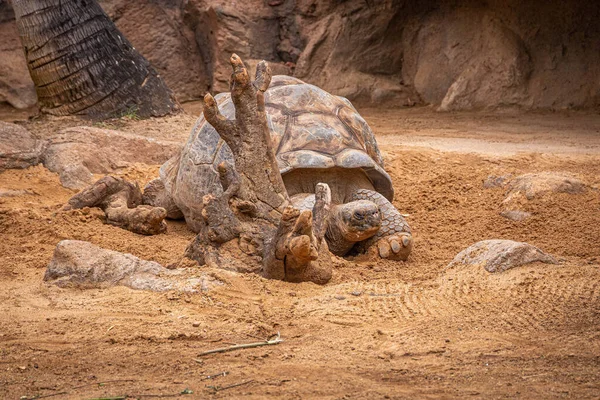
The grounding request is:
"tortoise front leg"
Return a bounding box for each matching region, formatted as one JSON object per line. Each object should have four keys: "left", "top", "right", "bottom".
{"left": 142, "top": 178, "right": 183, "bottom": 220}
{"left": 263, "top": 183, "right": 332, "bottom": 284}
{"left": 351, "top": 189, "right": 413, "bottom": 261}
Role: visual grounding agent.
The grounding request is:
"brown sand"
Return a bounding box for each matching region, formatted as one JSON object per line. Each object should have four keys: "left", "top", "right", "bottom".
{"left": 1, "top": 107, "right": 599, "bottom": 399}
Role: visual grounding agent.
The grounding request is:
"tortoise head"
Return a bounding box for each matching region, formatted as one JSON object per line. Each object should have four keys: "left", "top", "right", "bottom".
{"left": 334, "top": 200, "right": 382, "bottom": 242}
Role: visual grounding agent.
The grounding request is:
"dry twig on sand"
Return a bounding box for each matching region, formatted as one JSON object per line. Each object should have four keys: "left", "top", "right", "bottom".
{"left": 20, "top": 392, "right": 68, "bottom": 400}
{"left": 21, "top": 380, "right": 137, "bottom": 400}
{"left": 206, "top": 380, "right": 255, "bottom": 393}
{"left": 201, "top": 371, "right": 229, "bottom": 380}
{"left": 198, "top": 332, "right": 283, "bottom": 356}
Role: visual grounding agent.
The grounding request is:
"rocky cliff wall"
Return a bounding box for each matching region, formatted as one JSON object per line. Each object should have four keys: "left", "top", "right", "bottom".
{"left": 1, "top": 0, "right": 599, "bottom": 111}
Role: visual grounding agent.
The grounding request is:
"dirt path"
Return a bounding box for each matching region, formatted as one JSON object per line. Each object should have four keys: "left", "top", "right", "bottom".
{"left": 365, "top": 107, "right": 600, "bottom": 156}
{"left": 1, "top": 108, "right": 599, "bottom": 399}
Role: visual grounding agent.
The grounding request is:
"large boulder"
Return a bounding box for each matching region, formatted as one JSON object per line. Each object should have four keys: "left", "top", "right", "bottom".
{"left": 0, "top": 5, "right": 36, "bottom": 109}
{"left": 1, "top": 0, "right": 599, "bottom": 110}
{"left": 98, "top": 0, "right": 210, "bottom": 102}
{"left": 0, "top": 122, "right": 44, "bottom": 170}
{"left": 45, "top": 240, "right": 220, "bottom": 292}
{"left": 293, "top": 2, "right": 420, "bottom": 105}
{"left": 41, "top": 127, "right": 181, "bottom": 189}
{"left": 403, "top": 9, "right": 531, "bottom": 111}
{"left": 102, "top": 0, "right": 292, "bottom": 95}
{"left": 448, "top": 239, "right": 558, "bottom": 273}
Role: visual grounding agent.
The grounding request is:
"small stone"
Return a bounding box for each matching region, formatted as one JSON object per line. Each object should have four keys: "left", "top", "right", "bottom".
{"left": 483, "top": 175, "right": 510, "bottom": 189}
{"left": 350, "top": 291, "right": 362, "bottom": 296}
{"left": 334, "top": 295, "right": 346, "bottom": 300}
{"left": 448, "top": 239, "right": 558, "bottom": 273}
{"left": 192, "top": 321, "right": 201, "bottom": 327}
{"left": 500, "top": 210, "right": 532, "bottom": 221}
{"left": 0, "top": 189, "right": 35, "bottom": 198}
{"left": 503, "top": 171, "right": 587, "bottom": 204}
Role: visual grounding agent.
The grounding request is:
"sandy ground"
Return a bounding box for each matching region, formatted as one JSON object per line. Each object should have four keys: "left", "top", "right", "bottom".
{"left": 1, "top": 105, "right": 599, "bottom": 399}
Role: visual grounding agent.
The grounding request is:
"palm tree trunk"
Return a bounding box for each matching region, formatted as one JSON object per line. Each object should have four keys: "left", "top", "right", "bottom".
{"left": 12, "top": 0, "right": 178, "bottom": 119}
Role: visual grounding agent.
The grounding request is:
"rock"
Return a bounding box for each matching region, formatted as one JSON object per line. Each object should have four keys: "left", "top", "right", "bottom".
{"left": 45, "top": 240, "right": 221, "bottom": 292}
{"left": 0, "top": 7, "right": 37, "bottom": 109}
{"left": 500, "top": 210, "right": 532, "bottom": 221}
{"left": 294, "top": 5, "right": 419, "bottom": 105}
{"left": 504, "top": 172, "right": 587, "bottom": 202}
{"left": 448, "top": 239, "right": 558, "bottom": 273}
{"left": 245, "top": 59, "right": 291, "bottom": 79}
{"left": 439, "top": 16, "right": 531, "bottom": 111}
{"left": 0, "top": 122, "right": 45, "bottom": 170}
{"left": 496, "top": 172, "right": 586, "bottom": 220}
{"left": 99, "top": 0, "right": 210, "bottom": 102}
{"left": 483, "top": 175, "right": 511, "bottom": 189}
{"left": 404, "top": 9, "right": 531, "bottom": 111}
{"left": 2, "top": 1, "right": 600, "bottom": 110}
{"left": 184, "top": 1, "right": 282, "bottom": 93}
{"left": 42, "top": 127, "right": 181, "bottom": 189}
{"left": 0, "top": 189, "right": 35, "bottom": 198}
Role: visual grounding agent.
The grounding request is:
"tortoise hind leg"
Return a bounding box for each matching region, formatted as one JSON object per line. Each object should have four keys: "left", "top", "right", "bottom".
{"left": 64, "top": 176, "right": 168, "bottom": 235}
{"left": 351, "top": 189, "right": 413, "bottom": 261}
{"left": 143, "top": 178, "right": 184, "bottom": 220}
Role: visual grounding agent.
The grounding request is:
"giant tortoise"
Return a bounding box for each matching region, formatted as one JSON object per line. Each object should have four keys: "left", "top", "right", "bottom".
{"left": 145, "top": 75, "right": 413, "bottom": 260}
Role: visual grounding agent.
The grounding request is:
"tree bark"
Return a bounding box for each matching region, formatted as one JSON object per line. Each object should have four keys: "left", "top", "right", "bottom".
{"left": 203, "top": 54, "right": 288, "bottom": 221}
{"left": 192, "top": 54, "right": 332, "bottom": 284}
{"left": 11, "top": 0, "right": 178, "bottom": 119}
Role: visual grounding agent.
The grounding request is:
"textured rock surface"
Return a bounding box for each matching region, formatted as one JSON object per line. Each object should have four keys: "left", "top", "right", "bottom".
{"left": 0, "top": 4, "right": 36, "bottom": 109}
{"left": 483, "top": 175, "right": 512, "bottom": 189}
{"left": 504, "top": 172, "right": 587, "bottom": 202}
{"left": 1, "top": 0, "right": 599, "bottom": 110}
{"left": 448, "top": 239, "right": 558, "bottom": 273}
{"left": 402, "top": 1, "right": 600, "bottom": 110}
{"left": 500, "top": 210, "right": 532, "bottom": 222}
{"left": 45, "top": 240, "right": 220, "bottom": 292}
{"left": 484, "top": 172, "right": 588, "bottom": 221}
{"left": 0, "top": 189, "right": 35, "bottom": 198}
{"left": 41, "top": 127, "right": 181, "bottom": 189}
{"left": 419, "top": 11, "right": 531, "bottom": 111}
{"left": 292, "top": 1, "right": 421, "bottom": 105}
{"left": 99, "top": 0, "right": 210, "bottom": 102}
{"left": 0, "top": 122, "right": 44, "bottom": 170}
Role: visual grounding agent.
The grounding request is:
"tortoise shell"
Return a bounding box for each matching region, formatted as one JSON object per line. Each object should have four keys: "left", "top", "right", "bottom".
{"left": 161, "top": 75, "right": 393, "bottom": 225}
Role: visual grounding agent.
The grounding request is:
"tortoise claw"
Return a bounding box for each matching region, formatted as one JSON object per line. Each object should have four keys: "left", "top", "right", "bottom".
{"left": 374, "top": 233, "right": 413, "bottom": 261}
